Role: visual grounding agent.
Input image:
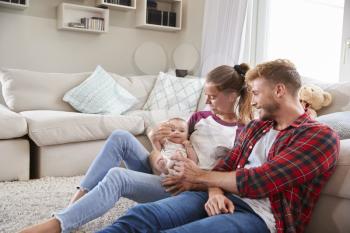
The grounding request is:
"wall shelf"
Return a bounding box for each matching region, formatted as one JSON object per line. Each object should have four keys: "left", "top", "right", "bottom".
{"left": 136, "top": 0, "right": 182, "bottom": 32}
{"left": 0, "top": 0, "right": 29, "bottom": 10}
{"left": 96, "top": 0, "right": 136, "bottom": 11}
{"left": 57, "top": 3, "right": 109, "bottom": 33}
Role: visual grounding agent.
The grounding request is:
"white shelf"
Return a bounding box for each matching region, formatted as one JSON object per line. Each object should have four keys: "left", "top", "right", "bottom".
{"left": 0, "top": 0, "right": 29, "bottom": 10}
{"left": 136, "top": 0, "right": 182, "bottom": 32}
{"left": 57, "top": 3, "right": 109, "bottom": 33}
{"left": 96, "top": 0, "right": 136, "bottom": 11}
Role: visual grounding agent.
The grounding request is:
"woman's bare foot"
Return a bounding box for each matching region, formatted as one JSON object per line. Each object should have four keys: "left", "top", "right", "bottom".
{"left": 69, "top": 189, "right": 87, "bottom": 205}
{"left": 19, "top": 218, "right": 61, "bottom": 233}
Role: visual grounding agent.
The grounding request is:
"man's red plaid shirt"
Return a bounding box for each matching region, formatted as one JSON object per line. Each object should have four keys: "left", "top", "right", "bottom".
{"left": 214, "top": 113, "right": 340, "bottom": 233}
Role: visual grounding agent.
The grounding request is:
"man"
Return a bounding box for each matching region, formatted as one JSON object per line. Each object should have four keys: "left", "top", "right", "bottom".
{"left": 96, "top": 59, "right": 339, "bottom": 233}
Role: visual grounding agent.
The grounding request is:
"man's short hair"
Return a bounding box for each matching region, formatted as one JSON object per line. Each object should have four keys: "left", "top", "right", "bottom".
{"left": 246, "top": 59, "right": 302, "bottom": 96}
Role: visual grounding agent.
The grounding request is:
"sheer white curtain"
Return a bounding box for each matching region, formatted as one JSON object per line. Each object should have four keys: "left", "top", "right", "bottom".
{"left": 200, "top": 0, "right": 248, "bottom": 76}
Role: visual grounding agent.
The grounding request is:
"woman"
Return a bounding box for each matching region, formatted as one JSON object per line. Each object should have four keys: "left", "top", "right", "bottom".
{"left": 20, "top": 64, "right": 252, "bottom": 233}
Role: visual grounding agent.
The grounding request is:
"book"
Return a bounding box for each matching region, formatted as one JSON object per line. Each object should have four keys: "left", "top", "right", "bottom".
{"left": 68, "top": 22, "right": 85, "bottom": 29}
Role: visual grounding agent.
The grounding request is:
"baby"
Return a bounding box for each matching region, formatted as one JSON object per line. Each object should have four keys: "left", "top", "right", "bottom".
{"left": 156, "top": 118, "right": 198, "bottom": 175}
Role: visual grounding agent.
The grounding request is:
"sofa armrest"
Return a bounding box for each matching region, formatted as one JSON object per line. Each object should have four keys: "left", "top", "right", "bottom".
{"left": 0, "top": 104, "right": 27, "bottom": 139}
{"left": 322, "top": 139, "right": 350, "bottom": 199}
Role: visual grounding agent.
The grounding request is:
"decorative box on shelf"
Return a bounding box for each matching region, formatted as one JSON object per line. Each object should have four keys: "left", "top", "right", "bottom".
{"left": 136, "top": 0, "right": 182, "bottom": 32}
{"left": 57, "top": 3, "right": 109, "bottom": 33}
{"left": 96, "top": 0, "right": 136, "bottom": 11}
{"left": 0, "top": 0, "right": 29, "bottom": 10}
{"left": 147, "top": 8, "right": 176, "bottom": 27}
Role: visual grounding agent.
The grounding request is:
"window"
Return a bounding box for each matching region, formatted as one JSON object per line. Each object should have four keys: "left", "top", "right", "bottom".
{"left": 255, "top": 0, "right": 345, "bottom": 82}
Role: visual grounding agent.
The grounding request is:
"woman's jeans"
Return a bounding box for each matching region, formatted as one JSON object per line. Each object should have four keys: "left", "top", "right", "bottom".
{"left": 96, "top": 191, "right": 270, "bottom": 233}
{"left": 54, "top": 130, "right": 171, "bottom": 233}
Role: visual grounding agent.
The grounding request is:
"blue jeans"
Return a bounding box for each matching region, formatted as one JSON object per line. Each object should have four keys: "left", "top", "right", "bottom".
{"left": 54, "top": 130, "right": 171, "bottom": 233}
{"left": 97, "top": 191, "right": 270, "bottom": 233}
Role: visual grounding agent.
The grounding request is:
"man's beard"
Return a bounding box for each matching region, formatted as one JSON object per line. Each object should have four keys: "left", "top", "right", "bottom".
{"left": 259, "top": 102, "right": 280, "bottom": 121}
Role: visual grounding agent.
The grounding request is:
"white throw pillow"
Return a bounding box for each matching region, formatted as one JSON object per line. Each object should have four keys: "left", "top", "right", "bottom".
{"left": 143, "top": 72, "right": 204, "bottom": 112}
{"left": 63, "top": 66, "right": 138, "bottom": 115}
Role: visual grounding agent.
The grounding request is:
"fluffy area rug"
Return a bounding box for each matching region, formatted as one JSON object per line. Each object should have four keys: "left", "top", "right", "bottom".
{"left": 0, "top": 176, "right": 136, "bottom": 233}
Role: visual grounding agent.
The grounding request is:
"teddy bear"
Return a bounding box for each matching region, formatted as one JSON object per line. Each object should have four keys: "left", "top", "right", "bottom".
{"left": 299, "top": 84, "right": 332, "bottom": 118}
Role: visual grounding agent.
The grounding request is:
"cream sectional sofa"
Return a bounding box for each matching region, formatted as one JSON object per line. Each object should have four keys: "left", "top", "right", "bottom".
{"left": 0, "top": 68, "right": 200, "bottom": 179}
{"left": 0, "top": 104, "right": 29, "bottom": 181}
{"left": 0, "top": 68, "right": 350, "bottom": 233}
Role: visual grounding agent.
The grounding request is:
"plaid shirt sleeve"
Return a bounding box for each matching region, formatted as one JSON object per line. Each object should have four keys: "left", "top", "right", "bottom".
{"left": 236, "top": 124, "right": 340, "bottom": 198}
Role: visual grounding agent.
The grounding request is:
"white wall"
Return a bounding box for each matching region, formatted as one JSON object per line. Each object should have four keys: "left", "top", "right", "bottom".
{"left": 340, "top": 0, "right": 350, "bottom": 82}
{"left": 0, "top": 0, "right": 204, "bottom": 75}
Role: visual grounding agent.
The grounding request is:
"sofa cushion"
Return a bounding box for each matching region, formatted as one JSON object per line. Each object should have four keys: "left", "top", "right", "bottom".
{"left": 143, "top": 72, "right": 204, "bottom": 113}
{"left": 320, "top": 81, "right": 350, "bottom": 115}
{"left": 317, "top": 112, "right": 350, "bottom": 140}
{"left": 0, "top": 68, "right": 157, "bottom": 113}
{"left": 63, "top": 66, "right": 138, "bottom": 115}
{"left": 322, "top": 139, "right": 350, "bottom": 199}
{"left": 0, "top": 139, "right": 29, "bottom": 181}
{"left": 113, "top": 74, "right": 157, "bottom": 111}
{"left": 0, "top": 104, "right": 27, "bottom": 139}
{"left": 0, "top": 68, "right": 90, "bottom": 112}
{"left": 20, "top": 110, "right": 145, "bottom": 146}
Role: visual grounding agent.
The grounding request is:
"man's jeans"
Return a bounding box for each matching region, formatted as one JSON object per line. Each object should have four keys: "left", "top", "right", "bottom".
{"left": 97, "top": 191, "right": 270, "bottom": 233}
{"left": 54, "top": 130, "right": 171, "bottom": 233}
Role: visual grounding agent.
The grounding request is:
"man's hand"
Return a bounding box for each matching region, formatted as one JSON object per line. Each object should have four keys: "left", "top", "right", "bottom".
{"left": 169, "top": 152, "right": 206, "bottom": 183}
{"left": 205, "top": 187, "right": 235, "bottom": 216}
{"left": 160, "top": 152, "right": 207, "bottom": 196}
{"left": 161, "top": 175, "right": 193, "bottom": 196}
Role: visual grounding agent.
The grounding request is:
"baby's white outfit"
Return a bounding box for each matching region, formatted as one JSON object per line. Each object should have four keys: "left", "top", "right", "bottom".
{"left": 160, "top": 140, "right": 187, "bottom": 175}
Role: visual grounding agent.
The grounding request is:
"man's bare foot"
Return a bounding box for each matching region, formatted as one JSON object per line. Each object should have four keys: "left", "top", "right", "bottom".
{"left": 18, "top": 218, "right": 61, "bottom": 233}
{"left": 69, "top": 189, "right": 87, "bottom": 205}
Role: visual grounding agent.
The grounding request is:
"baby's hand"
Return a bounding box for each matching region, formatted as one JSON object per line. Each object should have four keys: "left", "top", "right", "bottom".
{"left": 182, "top": 140, "right": 191, "bottom": 147}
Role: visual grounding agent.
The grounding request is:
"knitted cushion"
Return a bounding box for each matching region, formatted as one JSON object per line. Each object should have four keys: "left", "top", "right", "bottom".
{"left": 317, "top": 111, "right": 350, "bottom": 140}
{"left": 143, "top": 72, "right": 204, "bottom": 112}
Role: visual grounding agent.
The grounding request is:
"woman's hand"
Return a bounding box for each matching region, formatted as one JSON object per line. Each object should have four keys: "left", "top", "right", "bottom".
{"left": 156, "top": 157, "right": 168, "bottom": 174}
{"left": 148, "top": 122, "right": 173, "bottom": 151}
{"left": 149, "top": 151, "right": 167, "bottom": 175}
{"left": 182, "top": 140, "right": 191, "bottom": 147}
{"left": 182, "top": 140, "right": 199, "bottom": 164}
{"left": 205, "top": 187, "right": 235, "bottom": 216}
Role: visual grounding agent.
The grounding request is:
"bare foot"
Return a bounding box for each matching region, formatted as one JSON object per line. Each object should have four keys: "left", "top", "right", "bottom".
{"left": 69, "top": 189, "right": 87, "bottom": 205}
{"left": 19, "top": 218, "right": 61, "bottom": 233}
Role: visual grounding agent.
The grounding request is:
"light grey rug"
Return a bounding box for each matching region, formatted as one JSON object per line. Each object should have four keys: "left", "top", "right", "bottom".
{"left": 0, "top": 176, "right": 136, "bottom": 233}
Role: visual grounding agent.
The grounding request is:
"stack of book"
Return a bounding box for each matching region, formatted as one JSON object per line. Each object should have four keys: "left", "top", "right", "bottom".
{"left": 0, "top": 0, "right": 26, "bottom": 4}
{"left": 104, "top": 0, "right": 131, "bottom": 6}
{"left": 68, "top": 17, "right": 105, "bottom": 31}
